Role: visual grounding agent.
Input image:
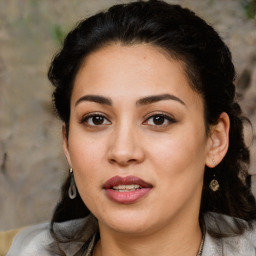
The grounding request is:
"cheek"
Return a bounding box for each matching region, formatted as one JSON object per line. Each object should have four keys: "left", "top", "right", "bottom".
{"left": 69, "top": 138, "right": 103, "bottom": 207}
{"left": 67, "top": 134, "right": 107, "bottom": 190}
{"left": 147, "top": 128, "right": 207, "bottom": 180}
{"left": 68, "top": 130, "right": 106, "bottom": 165}
{"left": 150, "top": 134, "right": 206, "bottom": 200}
{"left": 150, "top": 133, "right": 205, "bottom": 163}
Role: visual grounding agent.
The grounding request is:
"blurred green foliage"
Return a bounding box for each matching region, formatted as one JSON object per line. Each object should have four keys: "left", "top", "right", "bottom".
{"left": 52, "top": 24, "right": 67, "bottom": 45}
{"left": 242, "top": 0, "right": 256, "bottom": 19}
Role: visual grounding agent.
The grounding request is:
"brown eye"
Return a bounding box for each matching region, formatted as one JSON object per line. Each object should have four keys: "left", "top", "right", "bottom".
{"left": 82, "top": 114, "right": 111, "bottom": 126}
{"left": 91, "top": 116, "right": 105, "bottom": 125}
{"left": 144, "top": 114, "right": 176, "bottom": 126}
{"left": 152, "top": 116, "right": 165, "bottom": 125}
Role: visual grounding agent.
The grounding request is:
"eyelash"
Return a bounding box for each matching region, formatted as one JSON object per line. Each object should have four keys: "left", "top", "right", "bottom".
{"left": 80, "top": 113, "right": 111, "bottom": 126}
{"left": 143, "top": 113, "right": 177, "bottom": 127}
{"left": 80, "top": 112, "right": 176, "bottom": 127}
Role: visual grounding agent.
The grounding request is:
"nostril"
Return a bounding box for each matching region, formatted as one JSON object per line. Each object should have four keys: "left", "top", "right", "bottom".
{"left": 109, "top": 157, "right": 136, "bottom": 166}
{"left": 107, "top": 133, "right": 145, "bottom": 165}
{"left": 108, "top": 148, "right": 141, "bottom": 165}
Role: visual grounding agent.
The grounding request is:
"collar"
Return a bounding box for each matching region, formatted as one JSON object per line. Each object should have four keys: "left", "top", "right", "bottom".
{"left": 202, "top": 212, "right": 256, "bottom": 256}
{"left": 52, "top": 212, "right": 256, "bottom": 256}
{"left": 52, "top": 214, "right": 98, "bottom": 256}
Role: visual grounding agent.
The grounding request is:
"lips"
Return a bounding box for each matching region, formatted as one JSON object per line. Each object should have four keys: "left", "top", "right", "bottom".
{"left": 103, "top": 176, "right": 152, "bottom": 204}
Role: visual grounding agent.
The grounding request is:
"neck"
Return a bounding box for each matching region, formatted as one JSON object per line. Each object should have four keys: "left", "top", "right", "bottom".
{"left": 93, "top": 216, "right": 203, "bottom": 256}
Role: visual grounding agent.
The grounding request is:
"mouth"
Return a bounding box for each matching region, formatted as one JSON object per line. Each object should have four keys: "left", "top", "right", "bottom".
{"left": 112, "top": 184, "right": 142, "bottom": 192}
{"left": 103, "top": 176, "right": 153, "bottom": 204}
{"left": 103, "top": 175, "right": 152, "bottom": 190}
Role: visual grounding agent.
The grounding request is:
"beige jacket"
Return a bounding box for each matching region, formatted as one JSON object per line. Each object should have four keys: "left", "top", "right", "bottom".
{"left": 4, "top": 212, "right": 256, "bottom": 256}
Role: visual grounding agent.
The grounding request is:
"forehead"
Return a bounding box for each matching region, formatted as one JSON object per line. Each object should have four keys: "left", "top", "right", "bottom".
{"left": 72, "top": 43, "right": 203, "bottom": 108}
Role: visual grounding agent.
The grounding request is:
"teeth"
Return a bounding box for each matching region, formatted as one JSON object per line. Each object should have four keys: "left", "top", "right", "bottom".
{"left": 112, "top": 184, "right": 141, "bottom": 191}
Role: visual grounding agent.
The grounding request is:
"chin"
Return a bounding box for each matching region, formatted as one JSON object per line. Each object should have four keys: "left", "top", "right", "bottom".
{"left": 109, "top": 221, "right": 151, "bottom": 235}
{"left": 97, "top": 210, "right": 157, "bottom": 235}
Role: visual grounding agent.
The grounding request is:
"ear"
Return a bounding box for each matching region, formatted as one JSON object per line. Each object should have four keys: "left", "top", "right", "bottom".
{"left": 62, "top": 124, "right": 72, "bottom": 167}
{"left": 205, "top": 112, "right": 230, "bottom": 168}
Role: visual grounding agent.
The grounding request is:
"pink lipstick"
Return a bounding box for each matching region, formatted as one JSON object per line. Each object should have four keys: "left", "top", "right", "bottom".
{"left": 103, "top": 176, "right": 152, "bottom": 204}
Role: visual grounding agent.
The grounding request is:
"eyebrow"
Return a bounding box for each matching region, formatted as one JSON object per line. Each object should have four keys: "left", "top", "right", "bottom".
{"left": 75, "top": 95, "right": 112, "bottom": 106}
{"left": 136, "top": 94, "right": 186, "bottom": 106}
{"left": 75, "top": 93, "right": 185, "bottom": 107}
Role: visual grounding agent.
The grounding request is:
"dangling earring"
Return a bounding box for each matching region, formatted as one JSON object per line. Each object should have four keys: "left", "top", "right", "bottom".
{"left": 68, "top": 168, "right": 77, "bottom": 199}
{"left": 209, "top": 160, "right": 219, "bottom": 192}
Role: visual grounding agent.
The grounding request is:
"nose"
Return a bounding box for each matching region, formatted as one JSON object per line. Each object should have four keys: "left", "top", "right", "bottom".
{"left": 107, "top": 123, "right": 145, "bottom": 166}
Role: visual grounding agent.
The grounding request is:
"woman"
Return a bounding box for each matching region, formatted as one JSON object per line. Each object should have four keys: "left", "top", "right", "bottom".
{"left": 7, "top": 0, "right": 256, "bottom": 255}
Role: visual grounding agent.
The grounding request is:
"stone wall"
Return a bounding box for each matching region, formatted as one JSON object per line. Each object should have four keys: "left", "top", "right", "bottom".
{"left": 0, "top": 0, "right": 256, "bottom": 230}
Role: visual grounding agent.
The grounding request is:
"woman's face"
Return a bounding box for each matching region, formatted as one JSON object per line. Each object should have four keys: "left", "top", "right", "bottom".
{"left": 64, "top": 43, "right": 213, "bottom": 235}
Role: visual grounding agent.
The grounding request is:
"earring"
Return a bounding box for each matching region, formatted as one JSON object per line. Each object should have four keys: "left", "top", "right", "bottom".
{"left": 68, "top": 168, "right": 77, "bottom": 199}
{"left": 209, "top": 160, "right": 219, "bottom": 192}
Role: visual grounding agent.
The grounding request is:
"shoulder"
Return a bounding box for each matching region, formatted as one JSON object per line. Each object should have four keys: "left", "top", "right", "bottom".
{"left": 203, "top": 212, "right": 256, "bottom": 256}
{"left": 0, "top": 228, "right": 24, "bottom": 256}
{"left": 5, "top": 222, "right": 53, "bottom": 256}
{"left": 5, "top": 215, "right": 98, "bottom": 256}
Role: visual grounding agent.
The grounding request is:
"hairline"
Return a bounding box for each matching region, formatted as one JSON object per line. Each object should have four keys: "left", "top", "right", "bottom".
{"left": 68, "top": 40, "right": 210, "bottom": 135}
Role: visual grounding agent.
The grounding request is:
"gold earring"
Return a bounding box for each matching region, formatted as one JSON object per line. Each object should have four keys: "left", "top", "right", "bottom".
{"left": 209, "top": 160, "right": 219, "bottom": 192}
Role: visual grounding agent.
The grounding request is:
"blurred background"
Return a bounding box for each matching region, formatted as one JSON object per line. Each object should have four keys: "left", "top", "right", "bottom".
{"left": 0, "top": 0, "right": 256, "bottom": 230}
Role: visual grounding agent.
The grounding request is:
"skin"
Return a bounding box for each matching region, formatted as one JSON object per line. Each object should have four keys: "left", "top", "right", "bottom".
{"left": 63, "top": 43, "right": 230, "bottom": 256}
